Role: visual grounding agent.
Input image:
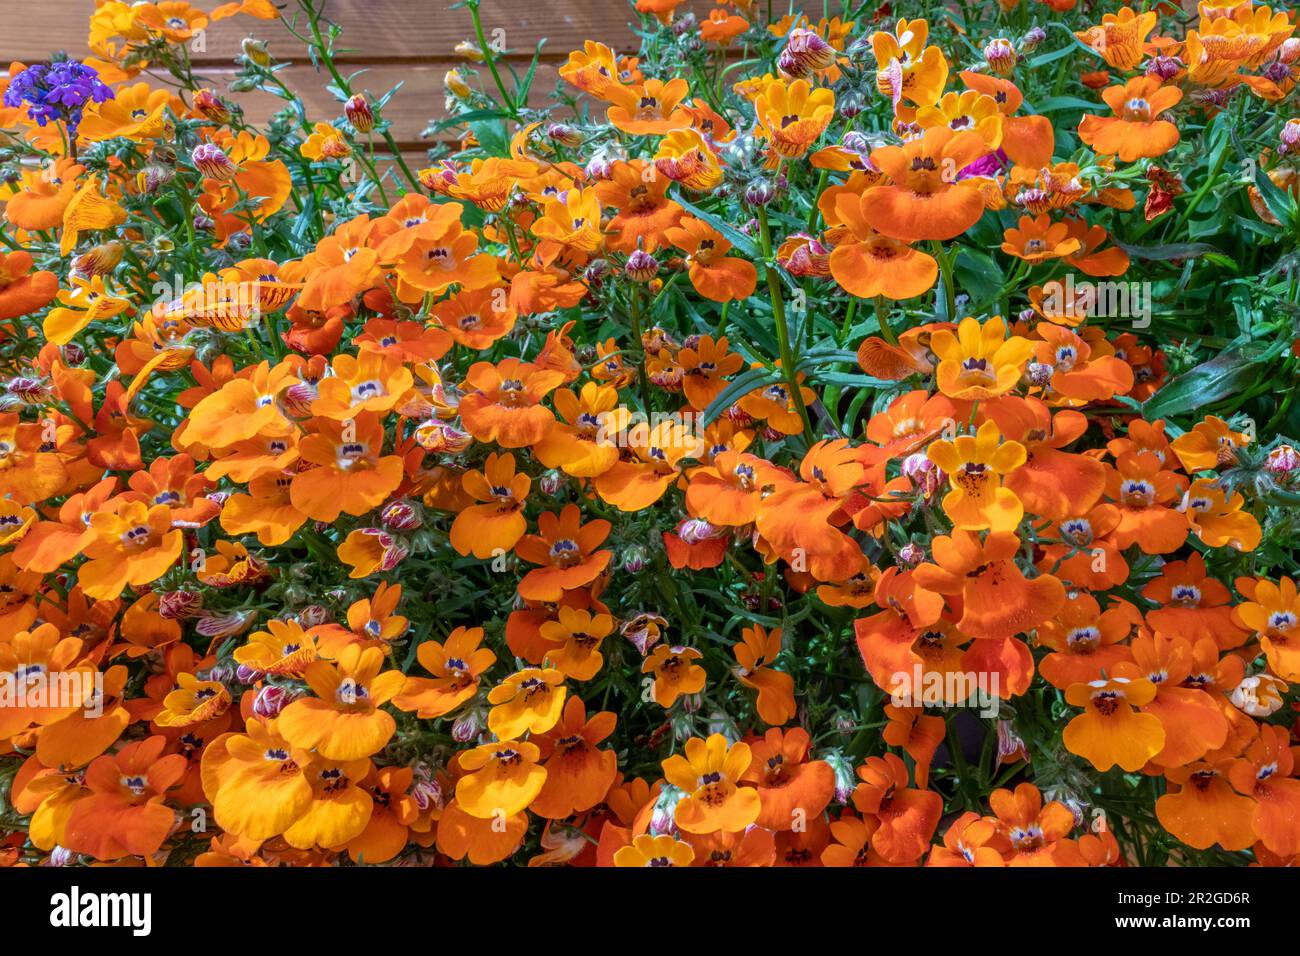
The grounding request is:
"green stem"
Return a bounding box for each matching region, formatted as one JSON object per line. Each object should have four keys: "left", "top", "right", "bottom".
{"left": 467, "top": 0, "right": 520, "bottom": 120}
{"left": 758, "top": 206, "right": 814, "bottom": 440}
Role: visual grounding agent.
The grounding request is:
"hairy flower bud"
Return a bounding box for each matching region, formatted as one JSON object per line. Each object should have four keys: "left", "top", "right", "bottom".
{"left": 625, "top": 249, "right": 659, "bottom": 282}
{"left": 193, "top": 88, "right": 230, "bottom": 123}
{"left": 191, "top": 143, "right": 236, "bottom": 181}
{"left": 344, "top": 94, "right": 375, "bottom": 132}
{"left": 984, "top": 38, "right": 1017, "bottom": 76}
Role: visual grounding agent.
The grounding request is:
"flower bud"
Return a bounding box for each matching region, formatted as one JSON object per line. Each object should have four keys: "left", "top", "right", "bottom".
{"left": 822, "top": 750, "right": 857, "bottom": 803}
{"left": 538, "top": 469, "right": 566, "bottom": 496}
{"left": 1266, "top": 443, "right": 1300, "bottom": 475}
{"left": 1145, "top": 55, "right": 1182, "bottom": 81}
{"left": 1281, "top": 119, "right": 1300, "bottom": 156}
{"left": 984, "top": 38, "right": 1017, "bottom": 76}
{"left": 898, "top": 541, "right": 925, "bottom": 568}
{"left": 648, "top": 785, "right": 685, "bottom": 835}
{"left": 622, "top": 543, "right": 650, "bottom": 573}
{"left": 298, "top": 604, "right": 333, "bottom": 627}
{"left": 546, "top": 122, "right": 582, "bottom": 148}
{"left": 1019, "top": 27, "right": 1046, "bottom": 54}
{"left": 451, "top": 707, "right": 484, "bottom": 742}
{"left": 49, "top": 845, "right": 76, "bottom": 867}
{"left": 381, "top": 499, "right": 423, "bottom": 531}
{"left": 744, "top": 178, "right": 777, "bottom": 206}
{"left": 1230, "top": 674, "right": 1287, "bottom": 717}
{"left": 253, "top": 683, "right": 298, "bottom": 719}
{"left": 241, "top": 38, "right": 272, "bottom": 67}
{"left": 625, "top": 249, "right": 659, "bottom": 282}
{"left": 71, "top": 240, "right": 123, "bottom": 278}
{"left": 61, "top": 343, "right": 87, "bottom": 366}
{"left": 191, "top": 143, "right": 237, "bottom": 181}
{"left": 781, "top": 28, "right": 837, "bottom": 78}
{"left": 344, "top": 94, "right": 375, "bottom": 133}
{"left": 193, "top": 88, "right": 230, "bottom": 123}
{"left": 413, "top": 419, "right": 473, "bottom": 453}
{"left": 235, "top": 663, "right": 263, "bottom": 684}
{"left": 158, "top": 589, "right": 203, "bottom": 620}
{"left": 1281, "top": 38, "right": 1300, "bottom": 64}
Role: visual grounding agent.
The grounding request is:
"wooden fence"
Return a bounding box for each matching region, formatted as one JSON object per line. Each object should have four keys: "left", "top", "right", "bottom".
{"left": 0, "top": 0, "right": 821, "bottom": 169}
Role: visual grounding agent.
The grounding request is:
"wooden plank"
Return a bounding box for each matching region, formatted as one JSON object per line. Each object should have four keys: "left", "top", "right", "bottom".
{"left": 0, "top": 0, "right": 823, "bottom": 65}
{"left": 207, "top": 62, "right": 564, "bottom": 149}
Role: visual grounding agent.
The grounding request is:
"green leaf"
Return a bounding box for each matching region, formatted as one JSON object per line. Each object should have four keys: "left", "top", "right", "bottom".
{"left": 1141, "top": 342, "right": 1283, "bottom": 419}
{"left": 955, "top": 247, "right": 1005, "bottom": 305}
{"left": 1112, "top": 239, "right": 1221, "bottom": 261}
{"left": 674, "top": 194, "right": 760, "bottom": 260}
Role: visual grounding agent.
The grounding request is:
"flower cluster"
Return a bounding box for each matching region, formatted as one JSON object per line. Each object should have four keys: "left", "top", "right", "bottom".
{"left": 0, "top": 0, "right": 1298, "bottom": 868}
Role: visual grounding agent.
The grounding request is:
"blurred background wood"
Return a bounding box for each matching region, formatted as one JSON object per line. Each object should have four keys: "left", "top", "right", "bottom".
{"left": 0, "top": 0, "right": 822, "bottom": 171}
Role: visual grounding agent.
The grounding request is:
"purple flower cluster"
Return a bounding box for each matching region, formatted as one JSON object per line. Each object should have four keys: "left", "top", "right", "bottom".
{"left": 3, "top": 60, "right": 113, "bottom": 137}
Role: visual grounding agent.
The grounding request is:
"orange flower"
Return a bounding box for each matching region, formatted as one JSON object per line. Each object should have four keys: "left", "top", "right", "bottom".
{"left": 851, "top": 753, "right": 942, "bottom": 864}
{"left": 515, "top": 504, "right": 612, "bottom": 601}
{"left": 752, "top": 77, "right": 835, "bottom": 158}
{"left": 289, "top": 414, "right": 405, "bottom": 522}
{"left": 732, "top": 625, "right": 795, "bottom": 726}
{"left": 913, "top": 528, "right": 1064, "bottom": 648}
{"left": 459, "top": 358, "right": 565, "bottom": 448}
{"left": 754, "top": 439, "right": 869, "bottom": 581}
{"left": 61, "top": 736, "right": 187, "bottom": 861}
{"left": 926, "top": 419, "right": 1027, "bottom": 532}
{"left": 1114, "top": 632, "right": 1229, "bottom": 768}
{"left": 1074, "top": 6, "right": 1158, "bottom": 71}
{"left": 539, "top": 605, "right": 613, "bottom": 681}
{"left": 455, "top": 738, "right": 547, "bottom": 819}
{"left": 613, "top": 833, "right": 695, "bottom": 867}
{"left": 1228, "top": 725, "right": 1300, "bottom": 858}
{"left": 871, "top": 18, "right": 949, "bottom": 106}
{"left": 643, "top": 644, "right": 707, "bottom": 707}
{"left": 932, "top": 315, "right": 1034, "bottom": 401}
{"left": 928, "top": 810, "right": 1005, "bottom": 867}
{"left": 594, "top": 418, "right": 703, "bottom": 511}
{"left": 1000, "top": 214, "right": 1082, "bottom": 262}
{"left": 655, "top": 128, "right": 724, "bottom": 193}
{"left": 449, "top": 452, "right": 530, "bottom": 558}
{"left": 861, "top": 127, "right": 987, "bottom": 241}
{"left": 593, "top": 160, "right": 684, "bottom": 253}
{"left": 1233, "top": 576, "right": 1300, "bottom": 681}
{"left": 1157, "top": 759, "right": 1256, "bottom": 852}
{"left": 393, "top": 625, "right": 496, "bottom": 718}
{"left": 827, "top": 190, "right": 938, "bottom": 300}
{"left": 738, "top": 726, "right": 836, "bottom": 832}
{"left": 605, "top": 78, "right": 692, "bottom": 135}
{"left": 529, "top": 697, "right": 619, "bottom": 819}
{"left": 988, "top": 783, "right": 1081, "bottom": 866}
{"left": 78, "top": 500, "right": 184, "bottom": 601}
{"left": 1104, "top": 451, "right": 1190, "bottom": 554}
{"left": 664, "top": 218, "right": 757, "bottom": 302}
{"left": 487, "top": 667, "right": 567, "bottom": 739}
{"left": 0, "top": 250, "right": 59, "bottom": 321}
{"left": 277, "top": 644, "right": 407, "bottom": 761}
{"left": 1078, "top": 76, "right": 1182, "bottom": 162}
{"left": 662, "top": 733, "right": 762, "bottom": 833}
{"left": 1063, "top": 676, "right": 1165, "bottom": 772}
